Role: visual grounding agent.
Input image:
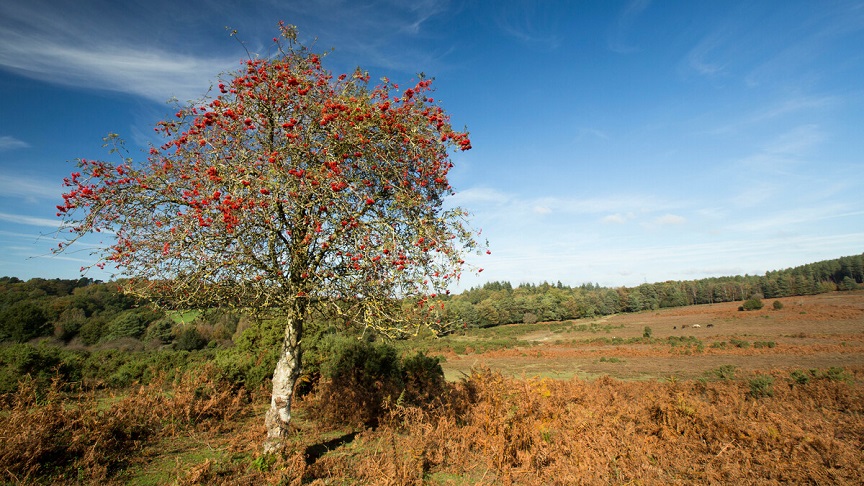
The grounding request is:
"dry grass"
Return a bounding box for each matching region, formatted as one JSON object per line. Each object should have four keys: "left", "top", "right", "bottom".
{"left": 0, "top": 364, "right": 251, "bottom": 484}
{"left": 441, "top": 291, "right": 864, "bottom": 381}
{"left": 2, "top": 364, "right": 862, "bottom": 484}
{"left": 3, "top": 291, "right": 863, "bottom": 484}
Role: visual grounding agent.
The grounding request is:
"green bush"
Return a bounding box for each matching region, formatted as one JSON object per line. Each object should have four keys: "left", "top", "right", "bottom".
{"left": 212, "top": 347, "right": 277, "bottom": 391}
{"left": 78, "top": 317, "right": 108, "bottom": 346}
{"left": 0, "top": 344, "right": 86, "bottom": 393}
{"left": 740, "top": 297, "right": 764, "bottom": 311}
{"left": 642, "top": 326, "right": 653, "bottom": 339}
{"left": 824, "top": 366, "right": 852, "bottom": 382}
{"left": 772, "top": 300, "right": 784, "bottom": 310}
{"left": 0, "top": 301, "right": 52, "bottom": 343}
{"left": 54, "top": 307, "right": 87, "bottom": 342}
{"left": 748, "top": 374, "right": 774, "bottom": 398}
{"left": 400, "top": 351, "right": 446, "bottom": 406}
{"left": 105, "top": 309, "right": 151, "bottom": 340}
{"left": 312, "top": 337, "right": 445, "bottom": 428}
{"left": 711, "top": 365, "right": 737, "bottom": 380}
{"left": 729, "top": 338, "right": 750, "bottom": 349}
{"left": 174, "top": 327, "right": 208, "bottom": 351}
{"left": 144, "top": 317, "right": 175, "bottom": 345}
{"left": 790, "top": 369, "right": 810, "bottom": 385}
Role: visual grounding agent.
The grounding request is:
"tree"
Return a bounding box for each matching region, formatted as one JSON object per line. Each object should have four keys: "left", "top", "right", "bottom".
{"left": 0, "top": 301, "right": 51, "bottom": 343}
{"left": 54, "top": 24, "right": 481, "bottom": 452}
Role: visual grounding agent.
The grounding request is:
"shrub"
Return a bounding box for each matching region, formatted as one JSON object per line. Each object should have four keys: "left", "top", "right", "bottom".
{"left": 174, "top": 327, "right": 208, "bottom": 351}
{"left": 400, "top": 351, "right": 446, "bottom": 406}
{"left": 642, "top": 326, "right": 653, "bottom": 338}
{"left": 824, "top": 366, "right": 852, "bottom": 383}
{"left": 741, "top": 297, "right": 764, "bottom": 311}
{"left": 311, "top": 337, "right": 445, "bottom": 428}
{"left": 0, "top": 301, "right": 52, "bottom": 343}
{"left": 144, "top": 317, "right": 175, "bottom": 345}
{"left": 748, "top": 374, "right": 774, "bottom": 398}
{"left": 729, "top": 338, "right": 750, "bottom": 349}
{"left": 772, "top": 300, "right": 784, "bottom": 310}
{"left": 105, "top": 309, "right": 150, "bottom": 340}
{"left": 790, "top": 369, "right": 810, "bottom": 385}
{"left": 212, "top": 347, "right": 277, "bottom": 391}
{"left": 711, "top": 365, "right": 737, "bottom": 380}
{"left": 754, "top": 341, "right": 776, "bottom": 349}
{"left": 78, "top": 316, "right": 108, "bottom": 346}
{"left": 54, "top": 307, "right": 87, "bottom": 342}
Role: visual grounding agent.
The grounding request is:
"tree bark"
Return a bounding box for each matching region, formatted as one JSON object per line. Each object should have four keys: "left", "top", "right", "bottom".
{"left": 264, "top": 315, "right": 303, "bottom": 453}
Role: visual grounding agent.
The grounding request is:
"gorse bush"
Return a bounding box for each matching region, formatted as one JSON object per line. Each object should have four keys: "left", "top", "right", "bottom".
{"left": 740, "top": 297, "right": 764, "bottom": 311}
{"left": 309, "top": 337, "right": 445, "bottom": 428}
{"left": 748, "top": 374, "right": 774, "bottom": 398}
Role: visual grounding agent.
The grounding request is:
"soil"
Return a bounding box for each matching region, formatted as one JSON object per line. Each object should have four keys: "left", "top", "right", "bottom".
{"left": 441, "top": 291, "right": 864, "bottom": 381}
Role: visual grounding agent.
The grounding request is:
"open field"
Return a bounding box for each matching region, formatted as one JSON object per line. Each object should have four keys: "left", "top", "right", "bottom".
{"left": 3, "top": 291, "right": 863, "bottom": 484}
{"left": 438, "top": 291, "right": 864, "bottom": 382}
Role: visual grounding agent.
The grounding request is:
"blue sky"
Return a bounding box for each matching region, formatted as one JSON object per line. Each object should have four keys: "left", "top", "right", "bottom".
{"left": 1, "top": 0, "right": 863, "bottom": 290}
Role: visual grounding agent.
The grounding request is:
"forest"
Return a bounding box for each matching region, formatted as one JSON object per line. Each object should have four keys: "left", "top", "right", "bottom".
{"left": 2, "top": 252, "right": 862, "bottom": 348}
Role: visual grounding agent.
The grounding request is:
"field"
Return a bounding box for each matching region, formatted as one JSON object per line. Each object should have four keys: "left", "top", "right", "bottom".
{"left": 2, "top": 291, "right": 863, "bottom": 484}
{"left": 438, "top": 291, "right": 864, "bottom": 382}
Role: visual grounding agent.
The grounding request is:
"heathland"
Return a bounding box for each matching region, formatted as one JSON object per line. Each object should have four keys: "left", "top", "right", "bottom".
{"left": 1, "top": 258, "right": 863, "bottom": 484}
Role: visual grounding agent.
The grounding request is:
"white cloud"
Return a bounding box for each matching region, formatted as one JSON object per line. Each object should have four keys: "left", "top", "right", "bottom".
{"left": 493, "top": 1, "right": 564, "bottom": 49}
{"left": 449, "top": 187, "right": 512, "bottom": 206}
{"left": 0, "top": 36, "right": 234, "bottom": 103}
{"left": 683, "top": 31, "right": 730, "bottom": 77}
{"left": 0, "top": 172, "right": 63, "bottom": 200}
{"left": 602, "top": 213, "right": 632, "bottom": 224}
{"left": 0, "top": 3, "right": 239, "bottom": 103}
{"left": 607, "top": 0, "right": 651, "bottom": 54}
{"left": 653, "top": 214, "right": 686, "bottom": 225}
{"left": 0, "top": 136, "right": 29, "bottom": 150}
{"left": 0, "top": 212, "right": 61, "bottom": 228}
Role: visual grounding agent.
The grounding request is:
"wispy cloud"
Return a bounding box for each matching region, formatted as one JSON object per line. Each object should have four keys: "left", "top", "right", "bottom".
{"left": 454, "top": 188, "right": 682, "bottom": 221}
{"left": 729, "top": 124, "right": 824, "bottom": 176}
{"left": 0, "top": 212, "right": 60, "bottom": 228}
{"left": 652, "top": 214, "right": 686, "bottom": 226}
{"left": 0, "top": 136, "right": 29, "bottom": 150}
{"left": 607, "top": 0, "right": 651, "bottom": 54}
{"left": 0, "top": 3, "right": 242, "bottom": 102}
{"left": 492, "top": 0, "right": 564, "bottom": 49}
{"left": 259, "top": 0, "right": 457, "bottom": 74}
{"left": 0, "top": 172, "right": 63, "bottom": 200}
{"left": 725, "top": 206, "right": 864, "bottom": 234}
{"left": 602, "top": 213, "right": 635, "bottom": 224}
{"left": 707, "top": 95, "right": 837, "bottom": 136}
{"left": 683, "top": 30, "right": 731, "bottom": 77}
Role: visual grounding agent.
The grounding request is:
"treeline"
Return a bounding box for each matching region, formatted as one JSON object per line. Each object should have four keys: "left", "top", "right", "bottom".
{"left": 1, "top": 253, "right": 862, "bottom": 345}
{"left": 439, "top": 253, "right": 864, "bottom": 328}
{"left": 0, "top": 277, "right": 214, "bottom": 349}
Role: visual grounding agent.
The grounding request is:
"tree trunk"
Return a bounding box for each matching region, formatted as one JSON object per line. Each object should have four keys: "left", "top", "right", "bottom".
{"left": 264, "top": 315, "right": 303, "bottom": 453}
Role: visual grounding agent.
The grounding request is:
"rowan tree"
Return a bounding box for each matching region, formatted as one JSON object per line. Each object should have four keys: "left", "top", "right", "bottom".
{"left": 55, "top": 24, "right": 481, "bottom": 451}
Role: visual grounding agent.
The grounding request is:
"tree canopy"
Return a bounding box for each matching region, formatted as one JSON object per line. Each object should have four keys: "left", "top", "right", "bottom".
{"left": 55, "top": 23, "right": 482, "bottom": 450}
